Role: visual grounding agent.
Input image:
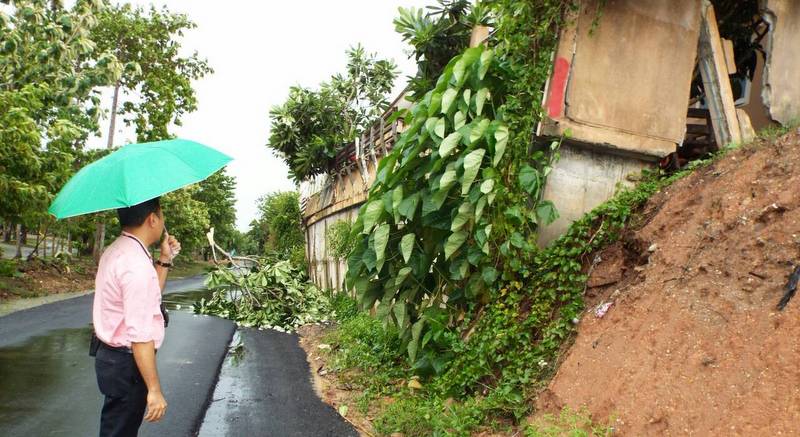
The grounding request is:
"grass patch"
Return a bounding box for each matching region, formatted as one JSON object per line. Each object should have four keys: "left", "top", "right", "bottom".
{"left": 525, "top": 407, "right": 614, "bottom": 437}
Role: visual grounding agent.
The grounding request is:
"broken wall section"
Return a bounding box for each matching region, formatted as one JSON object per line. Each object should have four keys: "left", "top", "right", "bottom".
{"left": 762, "top": 0, "right": 800, "bottom": 126}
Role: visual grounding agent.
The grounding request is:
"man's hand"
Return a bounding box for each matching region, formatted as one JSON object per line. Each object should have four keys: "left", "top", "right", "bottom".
{"left": 144, "top": 390, "right": 167, "bottom": 422}
{"left": 159, "top": 232, "right": 181, "bottom": 262}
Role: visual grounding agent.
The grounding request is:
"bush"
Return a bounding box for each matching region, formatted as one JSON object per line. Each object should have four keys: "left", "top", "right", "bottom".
{"left": 0, "top": 259, "right": 18, "bottom": 277}
{"left": 325, "top": 219, "right": 355, "bottom": 260}
{"left": 330, "top": 293, "right": 359, "bottom": 322}
{"left": 326, "top": 313, "right": 405, "bottom": 373}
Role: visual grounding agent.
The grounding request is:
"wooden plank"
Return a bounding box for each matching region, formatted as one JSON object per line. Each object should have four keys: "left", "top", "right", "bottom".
{"left": 737, "top": 108, "right": 756, "bottom": 143}
{"left": 721, "top": 38, "right": 737, "bottom": 74}
{"left": 698, "top": 1, "right": 742, "bottom": 146}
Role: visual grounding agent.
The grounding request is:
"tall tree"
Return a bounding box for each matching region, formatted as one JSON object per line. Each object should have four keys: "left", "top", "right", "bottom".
{"left": 92, "top": 3, "right": 213, "bottom": 143}
{"left": 0, "top": 0, "right": 122, "bottom": 258}
{"left": 90, "top": 3, "right": 213, "bottom": 259}
{"left": 160, "top": 185, "right": 210, "bottom": 257}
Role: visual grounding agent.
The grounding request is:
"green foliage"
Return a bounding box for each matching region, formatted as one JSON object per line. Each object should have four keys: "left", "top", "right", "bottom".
{"left": 92, "top": 3, "right": 212, "bottom": 142}
{"left": 325, "top": 312, "right": 405, "bottom": 375}
{"left": 326, "top": 219, "right": 356, "bottom": 260}
{"left": 346, "top": 45, "right": 560, "bottom": 370}
{"left": 525, "top": 406, "right": 614, "bottom": 437}
{"left": 194, "top": 169, "right": 238, "bottom": 250}
{"left": 329, "top": 293, "right": 360, "bottom": 322}
{"left": 268, "top": 45, "right": 398, "bottom": 182}
{"left": 196, "top": 259, "right": 329, "bottom": 332}
{"left": 394, "top": 0, "right": 492, "bottom": 98}
{"left": 0, "top": 0, "right": 123, "bottom": 226}
{"left": 249, "top": 191, "right": 305, "bottom": 261}
{"left": 161, "top": 185, "right": 210, "bottom": 255}
{"left": 0, "top": 259, "right": 19, "bottom": 277}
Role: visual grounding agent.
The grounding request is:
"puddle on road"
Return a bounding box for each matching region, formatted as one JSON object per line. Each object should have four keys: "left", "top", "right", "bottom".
{"left": 162, "top": 288, "right": 214, "bottom": 312}
{"left": 0, "top": 325, "right": 100, "bottom": 435}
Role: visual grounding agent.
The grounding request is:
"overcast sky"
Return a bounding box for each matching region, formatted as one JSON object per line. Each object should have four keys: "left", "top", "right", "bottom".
{"left": 86, "top": 0, "right": 430, "bottom": 230}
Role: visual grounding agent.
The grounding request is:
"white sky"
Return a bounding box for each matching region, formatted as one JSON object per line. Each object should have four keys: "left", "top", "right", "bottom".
{"left": 86, "top": 0, "right": 430, "bottom": 230}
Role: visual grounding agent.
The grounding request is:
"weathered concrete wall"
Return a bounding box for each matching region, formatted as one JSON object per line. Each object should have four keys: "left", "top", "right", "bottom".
{"left": 540, "top": 0, "right": 703, "bottom": 159}
{"left": 303, "top": 162, "right": 375, "bottom": 293}
{"left": 538, "top": 144, "right": 650, "bottom": 245}
{"left": 305, "top": 206, "right": 360, "bottom": 293}
{"left": 763, "top": 0, "right": 800, "bottom": 125}
{"left": 302, "top": 113, "right": 405, "bottom": 292}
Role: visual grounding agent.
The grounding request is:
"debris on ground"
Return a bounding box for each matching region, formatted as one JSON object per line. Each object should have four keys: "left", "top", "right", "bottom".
{"left": 777, "top": 265, "right": 800, "bottom": 310}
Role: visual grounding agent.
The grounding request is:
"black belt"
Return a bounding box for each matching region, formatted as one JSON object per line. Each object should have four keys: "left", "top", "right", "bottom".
{"left": 90, "top": 332, "right": 132, "bottom": 356}
{"left": 101, "top": 341, "right": 133, "bottom": 354}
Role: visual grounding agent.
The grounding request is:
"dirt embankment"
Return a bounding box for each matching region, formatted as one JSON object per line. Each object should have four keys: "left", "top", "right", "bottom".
{"left": 539, "top": 131, "right": 800, "bottom": 435}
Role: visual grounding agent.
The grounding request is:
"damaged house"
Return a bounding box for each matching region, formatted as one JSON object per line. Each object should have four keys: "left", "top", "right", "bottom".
{"left": 302, "top": 0, "right": 800, "bottom": 290}
{"left": 538, "top": 0, "right": 800, "bottom": 243}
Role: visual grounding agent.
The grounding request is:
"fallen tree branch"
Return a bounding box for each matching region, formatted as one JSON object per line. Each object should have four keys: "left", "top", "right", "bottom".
{"left": 205, "top": 227, "right": 259, "bottom": 268}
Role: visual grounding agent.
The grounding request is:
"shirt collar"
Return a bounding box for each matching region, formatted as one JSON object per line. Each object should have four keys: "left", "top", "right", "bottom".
{"left": 121, "top": 231, "right": 152, "bottom": 260}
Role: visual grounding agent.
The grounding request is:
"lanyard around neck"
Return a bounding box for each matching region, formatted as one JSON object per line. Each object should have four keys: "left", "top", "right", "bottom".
{"left": 123, "top": 234, "right": 152, "bottom": 260}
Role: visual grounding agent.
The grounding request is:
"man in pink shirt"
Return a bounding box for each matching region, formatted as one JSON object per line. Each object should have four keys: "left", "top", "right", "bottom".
{"left": 91, "top": 197, "right": 181, "bottom": 437}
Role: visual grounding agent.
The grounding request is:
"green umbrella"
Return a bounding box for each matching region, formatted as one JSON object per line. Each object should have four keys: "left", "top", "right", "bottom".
{"left": 49, "top": 138, "right": 233, "bottom": 219}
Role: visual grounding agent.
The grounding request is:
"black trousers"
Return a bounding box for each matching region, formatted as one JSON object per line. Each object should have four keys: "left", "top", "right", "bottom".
{"left": 95, "top": 346, "right": 147, "bottom": 437}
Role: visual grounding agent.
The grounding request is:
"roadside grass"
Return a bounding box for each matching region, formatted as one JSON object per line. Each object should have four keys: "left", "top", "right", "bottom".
{"left": 525, "top": 407, "right": 614, "bottom": 437}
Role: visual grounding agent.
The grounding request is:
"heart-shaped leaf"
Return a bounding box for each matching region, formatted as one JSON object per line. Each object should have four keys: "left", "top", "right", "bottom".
{"left": 493, "top": 125, "right": 508, "bottom": 166}
{"left": 441, "top": 88, "right": 458, "bottom": 114}
{"left": 444, "top": 230, "right": 468, "bottom": 260}
{"left": 439, "top": 131, "right": 462, "bottom": 158}
{"left": 461, "top": 148, "right": 486, "bottom": 195}
{"left": 400, "top": 233, "right": 414, "bottom": 263}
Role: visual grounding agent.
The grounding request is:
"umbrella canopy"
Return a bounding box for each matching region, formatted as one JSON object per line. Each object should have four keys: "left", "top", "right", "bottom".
{"left": 49, "top": 139, "right": 233, "bottom": 219}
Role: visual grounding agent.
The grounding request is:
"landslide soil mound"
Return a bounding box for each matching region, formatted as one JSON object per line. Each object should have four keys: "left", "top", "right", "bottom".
{"left": 538, "top": 130, "right": 800, "bottom": 435}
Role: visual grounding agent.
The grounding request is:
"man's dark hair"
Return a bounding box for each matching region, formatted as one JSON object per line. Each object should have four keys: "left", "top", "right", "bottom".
{"left": 117, "top": 197, "right": 161, "bottom": 228}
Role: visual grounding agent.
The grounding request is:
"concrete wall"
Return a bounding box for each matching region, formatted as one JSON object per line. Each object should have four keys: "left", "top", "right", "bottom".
{"left": 540, "top": 0, "right": 703, "bottom": 159}
{"left": 305, "top": 206, "right": 360, "bottom": 293}
{"left": 537, "top": 0, "right": 703, "bottom": 245}
{"left": 763, "top": 0, "right": 800, "bottom": 125}
{"left": 538, "top": 144, "right": 650, "bottom": 245}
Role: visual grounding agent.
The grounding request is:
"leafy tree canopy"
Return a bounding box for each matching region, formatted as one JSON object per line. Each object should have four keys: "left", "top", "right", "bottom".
{"left": 267, "top": 45, "right": 398, "bottom": 182}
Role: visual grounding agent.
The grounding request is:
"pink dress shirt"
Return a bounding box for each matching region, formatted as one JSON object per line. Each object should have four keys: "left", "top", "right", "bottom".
{"left": 93, "top": 232, "right": 165, "bottom": 349}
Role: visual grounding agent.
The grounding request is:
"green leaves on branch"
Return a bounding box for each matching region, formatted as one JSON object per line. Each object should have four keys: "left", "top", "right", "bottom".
{"left": 268, "top": 45, "right": 398, "bottom": 182}
{"left": 197, "top": 259, "right": 330, "bottom": 332}
{"left": 347, "top": 45, "right": 508, "bottom": 366}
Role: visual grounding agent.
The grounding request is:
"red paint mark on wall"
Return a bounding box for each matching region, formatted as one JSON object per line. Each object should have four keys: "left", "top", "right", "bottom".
{"left": 546, "top": 57, "right": 570, "bottom": 119}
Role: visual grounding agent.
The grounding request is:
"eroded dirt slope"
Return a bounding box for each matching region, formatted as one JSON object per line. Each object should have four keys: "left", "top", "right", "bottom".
{"left": 539, "top": 131, "right": 800, "bottom": 435}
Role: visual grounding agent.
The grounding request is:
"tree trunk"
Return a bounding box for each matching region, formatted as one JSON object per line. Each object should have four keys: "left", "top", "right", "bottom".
{"left": 20, "top": 225, "right": 27, "bottom": 245}
{"left": 33, "top": 228, "right": 41, "bottom": 258}
{"left": 43, "top": 229, "right": 48, "bottom": 259}
{"left": 52, "top": 233, "right": 57, "bottom": 257}
{"left": 2, "top": 223, "right": 9, "bottom": 243}
{"left": 93, "top": 222, "right": 106, "bottom": 263}
{"left": 14, "top": 224, "right": 22, "bottom": 259}
{"left": 107, "top": 82, "right": 121, "bottom": 148}
{"left": 66, "top": 230, "right": 71, "bottom": 256}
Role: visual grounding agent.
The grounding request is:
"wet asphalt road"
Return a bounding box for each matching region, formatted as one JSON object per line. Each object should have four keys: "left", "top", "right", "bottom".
{"left": 198, "top": 328, "right": 358, "bottom": 437}
{"left": 0, "top": 276, "right": 235, "bottom": 436}
{"left": 0, "top": 276, "right": 358, "bottom": 436}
